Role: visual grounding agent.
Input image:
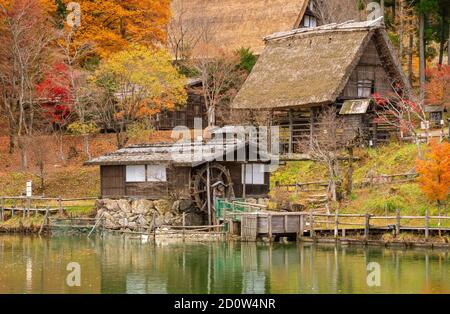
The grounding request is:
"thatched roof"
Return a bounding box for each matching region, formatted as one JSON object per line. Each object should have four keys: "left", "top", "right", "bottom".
{"left": 170, "top": 0, "right": 309, "bottom": 56}
{"left": 86, "top": 138, "right": 271, "bottom": 167}
{"left": 232, "top": 18, "right": 411, "bottom": 110}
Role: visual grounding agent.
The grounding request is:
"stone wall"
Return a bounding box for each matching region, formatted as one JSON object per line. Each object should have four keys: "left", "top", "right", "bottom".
{"left": 96, "top": 199, "right": 206, "bottom": 232}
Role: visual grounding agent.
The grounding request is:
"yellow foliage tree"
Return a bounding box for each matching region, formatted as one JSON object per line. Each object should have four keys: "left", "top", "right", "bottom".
{"left": 40, "top": 0, "right": 171, "bottom": 58}
{"left": 92, "top": 45, "right": 187, "bottom": 147}
{"left": 416, "top": 141, "right": 450, "bottom": 223}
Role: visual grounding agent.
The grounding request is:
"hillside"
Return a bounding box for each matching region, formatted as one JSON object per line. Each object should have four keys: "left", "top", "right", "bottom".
{"left": 271, "top": 142, "right": 442, "bottom": 218}
{"left": 0, "top": 131, "right": 174, "bottom": 198}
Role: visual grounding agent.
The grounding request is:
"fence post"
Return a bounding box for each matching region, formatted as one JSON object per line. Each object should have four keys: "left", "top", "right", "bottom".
{"left": 58, "top": 197, "right": 63, "bottom": 215}
{"left": 26, "top": 197, "right": 31, "bottom": 218}
{"left": 12, "top": 198, "right": 16, "bottom": 217}
{"left": 396, "top": 209, "right": 401, "bottom": 236}
{"left": 425, "top": 209, "right": 430, "bottom": 240}
{"left": 0, "top": 196, "right": 4, "bottom": 222}
{"left": 299, "top": 214, "right": 305, "bottom": 238}
{"left": 21, "top": 197, "right": 25, "bottom": 218}
{"left": 182, "top": 212, "right": 186, "bottom": 241}
{"left": 268, "top": 214, "right": 273, "bottom": 242}
{"left": 334, "top": 209, "right": 339, "bottom": 238}
{"left": 364, "top": 214, "right": 371, "bottom": 239}
{"left": 309, "top": 208, "right": 315, "bottom": 238}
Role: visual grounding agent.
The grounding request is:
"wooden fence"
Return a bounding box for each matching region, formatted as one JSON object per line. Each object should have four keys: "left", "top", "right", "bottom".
{"left": 275, "top": 172, "right": 418, "bottom": 193}
{"left": 0, "top": 196, "right": 97, "bottom": 221}
{"left": 230, "top": 209, "right": 450, "bottom": 240}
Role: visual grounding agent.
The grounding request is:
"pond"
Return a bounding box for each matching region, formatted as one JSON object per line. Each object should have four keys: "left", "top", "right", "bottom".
{"left": 0, "top": 234, "right": 449, "bottom": 294}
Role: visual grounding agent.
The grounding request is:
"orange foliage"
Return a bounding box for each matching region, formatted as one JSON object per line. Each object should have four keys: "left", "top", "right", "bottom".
{"left": 40, "top": 0, "right": 171, "bottom": 58}
{"left": 416, "top": 141, "right": 450, "bottom": 202}
{"left": 426, "top": 65, "right": 450, "bottom": 108}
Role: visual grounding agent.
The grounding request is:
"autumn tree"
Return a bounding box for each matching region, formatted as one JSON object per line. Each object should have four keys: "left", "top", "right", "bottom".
{"left": 92, "top": 45, "right": 187, "bottom": 148}
{"left": 372, "top": 86, "right": 429, "bottom": 157}
{"left": 35, "top": 62, "right": 74, "bottom": 163}
{"left": 0, "top": 0, "right": 54, "bottom": 166}
{"left": 416, "top": 140, "right": 450, "bottom": 227}
{"left": 299, "top": 107, "right": 359, "bottom": 202}
{"left": 426, "top": 64, "right": 450, "bottom": 108}
{"left": 41, "top": 0, "right": 171, "bottom": 59}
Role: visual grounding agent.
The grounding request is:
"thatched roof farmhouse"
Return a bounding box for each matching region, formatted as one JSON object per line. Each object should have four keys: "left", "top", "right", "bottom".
{"left": 170, "top": 0, "right": 318, "bottom": 56}
{"left": 232, "top": 18, "right": 411, "bottom": 152}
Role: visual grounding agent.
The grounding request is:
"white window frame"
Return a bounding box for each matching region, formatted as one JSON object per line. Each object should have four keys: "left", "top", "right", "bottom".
{"left": 126, "top": 165, "right": 146, "bottom": 182}
{"left": 242, "top": 164, "right": 265, "bottom": 185}
{"left": 125, "top": 165, "right": 167, "bottom": 183}
{"left": 303, "top": 15, "right": 317, "bottom": 28}
{"left": 357, "top": 79, "right": 373, "bottom": 98}
{"left": 147, "top": 165, "right": 167, "bottom": 182}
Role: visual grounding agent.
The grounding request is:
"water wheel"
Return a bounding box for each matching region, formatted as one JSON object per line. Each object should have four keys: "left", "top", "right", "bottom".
{"left": 190, "top": 163, "right": 234, "bottom": 211}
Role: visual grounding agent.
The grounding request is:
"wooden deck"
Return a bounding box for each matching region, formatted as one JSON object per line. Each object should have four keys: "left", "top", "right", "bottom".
{"left": 229, "top": 211, "right": 450, "bottom": 241}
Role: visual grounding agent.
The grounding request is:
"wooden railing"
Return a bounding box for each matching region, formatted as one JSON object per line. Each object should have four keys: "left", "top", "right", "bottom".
{"left": 304, "top": 209, "right": 450, "bottom": 239}
{"left": 0, "top": 196, "right": 97, "bottom": 221}
{"left": 274, "top": 172, "right": 418, "bottom": 193}
{"left": 231, "top": 210, "right": 450, "bottom": 240}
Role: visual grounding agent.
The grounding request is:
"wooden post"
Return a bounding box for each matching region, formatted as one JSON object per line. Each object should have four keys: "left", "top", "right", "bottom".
{"left": 425, "top": 208, "right": 430, "bottom": 239}
{"left": 364, "top": 214, "right": 371, "bottom": 239}
{"left": 11, "top": 198, "right": 15, "bottom": 217}
{"left": 206, "top": 163, "right": 212, "bottom": 228}
{"left": 284, "top": 215, "right": 288, "bottom": 234}
{"left": 58, "top": 197, "right": 63, "bottom": 216}
{"left": 268, "top": 214, "right": 273, "bottom": 242}
{"left": 396, "top": 209, "right": 401, "bottom": 236}
{"left": 26, "top": 197, "right": 31, "bottom": 218}
{"left": 0, "top": 196, "right": 4, "bottom": 222}
{"left": 0, "top": 196, "right": 5, "bottom": 222}
{"left": 288, "top": 109, "right": 293, "bottom": 154}
{"left": 309, "top": 208, "right": 315, "bottom": 238}
{"left": 21, "top": 197, "right": 25, "bottom": 218}
{"left": 182, "top": 212, "right": 186, "bottom": 241}
{"left": 39, "top": 207, "right": 50, "bottom": 235}
{"left": 334, "top": 209, "right": 339, "bottom": 238}
{"left": 299, "top": 214, "right": 305, "bottom": 238}
{"left": 242, "top": 163, "right": 247, "bottom": 199}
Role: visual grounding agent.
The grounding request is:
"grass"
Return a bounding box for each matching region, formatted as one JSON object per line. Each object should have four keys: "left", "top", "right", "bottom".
{"left": 0, "top": 216, "right": 44, "bottom": 232}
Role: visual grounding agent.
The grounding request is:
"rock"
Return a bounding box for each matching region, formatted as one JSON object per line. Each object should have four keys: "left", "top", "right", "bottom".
{"left": 118, "top": 218, "right": 128, "bottom": 227}
{"left": 179, "top": 199, "right": 194, "bottom": 212}
{"left": 128, "top": 215, "right": 138, "bottom": 222}
{"left": 137, "top": 216, "right": 147, "bottom": 226}
{"left": 127, "top": 222, "right": 137, "bottom": 229}
{"left": 154, "top": 200, "right": 171, "bottom": 215}
{"left": 257, "top": 198, "right": 269, "bottom": 206}
{"left": 103, "top": 199, "right": 120, "bottom": 212}
{"left": 246, "top": 198, "right": 257, "bottom": 204}
{"left": 132, "top": 199, "right": 154, "bottom": 214}
{"left": 154, "top": 216, "right": 164, "bottom": 228}
{"left": 102, "top": 211, "right": 114, "bottom": 221}
{"left": 104, "top": 219, "right": 118, "bottom": 229}
{"left": 172, "top": 200, "right": 181, "bottom": 212}
{"left": 118, "top": 199, "right": 131, "bottom": 213}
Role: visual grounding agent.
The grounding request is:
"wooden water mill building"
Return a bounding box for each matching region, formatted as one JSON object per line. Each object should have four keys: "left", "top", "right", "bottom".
{"left": 232, "top": 18, "right": 412, "bottom": 154}
{"left": 86, "top": 130, "right": 273, "bottom": 211}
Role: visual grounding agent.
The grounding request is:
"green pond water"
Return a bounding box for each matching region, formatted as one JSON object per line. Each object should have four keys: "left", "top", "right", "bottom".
{"left": 0, "top": 234, "right": 449, "bottom": 294}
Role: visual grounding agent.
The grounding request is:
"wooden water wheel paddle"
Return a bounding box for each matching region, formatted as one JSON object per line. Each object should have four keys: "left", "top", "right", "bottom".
{"left": 190, "top": 163, "right": 234, "bottom": 211}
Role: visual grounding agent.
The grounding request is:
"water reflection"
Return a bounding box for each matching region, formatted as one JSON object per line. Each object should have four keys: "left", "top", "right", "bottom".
{"left": 0, "top": 235, "right": 449, "bottom": 294}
